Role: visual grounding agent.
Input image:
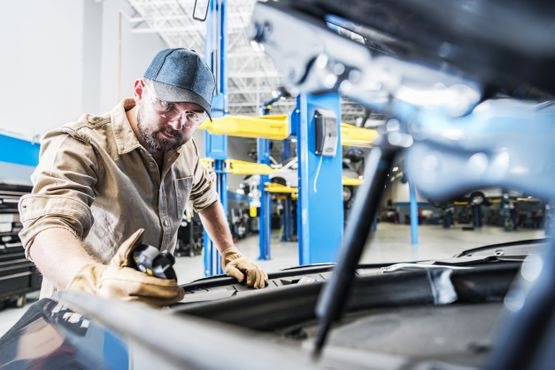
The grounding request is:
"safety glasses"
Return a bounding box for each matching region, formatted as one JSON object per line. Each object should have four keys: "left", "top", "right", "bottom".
{"left": 143, "top": 83, "right": 207, "bottom": 125}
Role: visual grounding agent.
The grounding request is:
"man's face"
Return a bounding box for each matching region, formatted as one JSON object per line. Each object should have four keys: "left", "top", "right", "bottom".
{"left": 136, "top": 82, "right": 207, "bottom": 155}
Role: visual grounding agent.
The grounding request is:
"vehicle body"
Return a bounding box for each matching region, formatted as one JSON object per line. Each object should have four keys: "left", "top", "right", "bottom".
{"left": 247, "top": 1, "right": 555, "bottom": 369}
{"left": 0, "top": 239, "right": 544, "bottom": 370}
{"left": 436, "top": 189, "right": 527, "bottom": 207}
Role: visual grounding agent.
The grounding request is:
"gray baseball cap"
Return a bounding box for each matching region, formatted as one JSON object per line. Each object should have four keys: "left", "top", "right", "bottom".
{"left": 144, "top": 48, "right": 216, "bottom": 118}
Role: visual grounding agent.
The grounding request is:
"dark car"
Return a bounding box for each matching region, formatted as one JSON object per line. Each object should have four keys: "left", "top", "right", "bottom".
{"left": 247, "top": 1, "right": 555, "bottom": 370}
{"left": 0, "top": 239, "right": 544, "bottom": 370}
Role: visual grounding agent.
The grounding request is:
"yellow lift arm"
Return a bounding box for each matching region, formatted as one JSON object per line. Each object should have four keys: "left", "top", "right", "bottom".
{"left": 198, "top": 115, "right": 289, "bottom": 140}
{"left": 200, "top": 157, "right": 214, "bottom": 171}
{"left": 204, "top": 157, "right": 364, "bottom": 190}
{"left": 198, "top": 115, "right": 377, "bottom": 147}
{"left": 201, "top": 158, "right": 277, "bottom": 175}
{"left": 265, "top": 183, "right": 298, "bottom": 194}
{"left": 225, "top": 159, "right": 277, "bottom": 175}
{"left": 341, "top": 123, "right": 378, "bottom": 147}
{"left": 265, "top": 178, "right": 363, "bottom": 194}
{"left": 342, "top": 176, "right": 364, "bottom": 186}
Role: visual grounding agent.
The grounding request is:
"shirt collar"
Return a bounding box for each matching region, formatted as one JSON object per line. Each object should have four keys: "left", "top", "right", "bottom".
{"left": 111, "top": 98, "right": 142, "bottom": 155}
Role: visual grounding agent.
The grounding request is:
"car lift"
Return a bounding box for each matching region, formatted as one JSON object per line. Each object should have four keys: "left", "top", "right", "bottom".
{"left": 293, "top": 93, "right": 344, "bottom": 264}
{"left": 198, "top": 112, "right": 375, "bottom": 266}
{"left": 202, "top": 0, "right": 228, "bottom": 276}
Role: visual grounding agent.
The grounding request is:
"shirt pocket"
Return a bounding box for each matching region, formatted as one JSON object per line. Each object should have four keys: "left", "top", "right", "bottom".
{"left": 174, "top": 176, "right": 193, "bottom": 219}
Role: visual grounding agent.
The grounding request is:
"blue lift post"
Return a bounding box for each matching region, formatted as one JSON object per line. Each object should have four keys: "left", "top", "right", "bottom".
{"left": 203, "top": 0, "right": 228, "bottom": 276}
{"left": 257, "top": 95, "right": 289, "bottom": 261}
{"left": 281, "top": 138, "right": 293, "bottom": 242}
{"left": 257, "top": 137, "right": 271, "bottom": 260}
{"left": 296, "top": 93, "right": 343, "bottom": 265}
{"left": 409, "top": 181, "right": 419, "bottom": 252}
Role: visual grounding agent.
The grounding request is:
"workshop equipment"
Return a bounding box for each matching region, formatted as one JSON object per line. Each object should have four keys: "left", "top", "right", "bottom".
{"left": 0, "top": 184, "right": 42, "bottom": 309}
{"left": 131, "top": 244, "right": 177, "bottom": 280}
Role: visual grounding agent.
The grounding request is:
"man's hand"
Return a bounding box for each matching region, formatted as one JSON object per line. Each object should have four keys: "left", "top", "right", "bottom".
{"left": 198, "top": 202, "right": 268, "bottom": 288}
{"left": 221, "top": 246, "right": 268, "bottom": 289}
{"left": 66, "top": 229, "right": 184, "bottom": 306}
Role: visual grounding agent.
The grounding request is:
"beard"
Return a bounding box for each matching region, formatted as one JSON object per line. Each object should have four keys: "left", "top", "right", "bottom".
{"left": 136, "top": 110, "right": 185, "bottom": 155}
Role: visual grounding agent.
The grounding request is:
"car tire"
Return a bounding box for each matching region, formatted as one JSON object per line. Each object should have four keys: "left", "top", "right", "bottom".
{"left": 343, "top": 186, "right": 353, "bottom": 203}
{"left": 271, "top": 177, "right": 287, "bottom": 186}
{"left": 470, "top": 192, "right": 486, "bottom": 206}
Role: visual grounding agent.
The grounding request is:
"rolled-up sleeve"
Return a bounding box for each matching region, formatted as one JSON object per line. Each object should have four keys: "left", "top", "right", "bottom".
{"left": 189, "top": 142, "right": 219, "bottom": 212}
{"left": 18, "top": 129, "right": 99, "bottom": 257}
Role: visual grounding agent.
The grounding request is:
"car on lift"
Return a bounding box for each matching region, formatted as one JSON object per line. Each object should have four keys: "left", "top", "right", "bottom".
{"left": 432, "top": 188, "right": 527, "bottom": 208}
{"left": 240, "top": 157, "right": 361, "bottom": 209}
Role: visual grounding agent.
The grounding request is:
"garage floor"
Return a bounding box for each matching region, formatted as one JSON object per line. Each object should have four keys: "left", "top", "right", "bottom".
{"left": 0, "top": 224, "right": 545, "bottom": 336}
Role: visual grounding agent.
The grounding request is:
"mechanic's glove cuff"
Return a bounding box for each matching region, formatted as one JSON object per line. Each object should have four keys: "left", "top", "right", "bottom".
{"left": 221, "top": 246, "right": 243, "bottom": 266}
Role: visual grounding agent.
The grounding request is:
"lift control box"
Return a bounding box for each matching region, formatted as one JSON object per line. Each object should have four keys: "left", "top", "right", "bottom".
{"left": 314, "top": 109, "right": 338, "bottom": 156}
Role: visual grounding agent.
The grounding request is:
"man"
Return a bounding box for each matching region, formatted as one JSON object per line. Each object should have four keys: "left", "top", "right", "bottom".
{"left": 18, "top": 48, "right": 268, "bottom": 306}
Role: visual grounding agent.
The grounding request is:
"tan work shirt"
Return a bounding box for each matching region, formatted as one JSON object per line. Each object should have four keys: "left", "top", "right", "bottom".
{"left": 18, "top": 99, "right": 218, "bottom": 297}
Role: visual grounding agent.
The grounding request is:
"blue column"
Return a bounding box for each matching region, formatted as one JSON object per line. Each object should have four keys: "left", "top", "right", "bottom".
{"left": 281, "top": 195, "right": 293, "bottom": 242}
{"left": 409, "top": 181, "right": 419, "bottom": 249}
{"left": 282, "top": 138, "right": 292, "bottom": 162}
{"left": 290, "top": 106, "right": 301, "bottom": 244}
{"left": 296, "top": 93, "right": 343, "bottom": 265}
{"left": 281, "top": 138, "right": 293, "bottom": 242}
{"left": 258, "top": 138, "right": 271, "bottom": 260}
{"left": 203, "top": 0, "right": 228, "bottom": 276}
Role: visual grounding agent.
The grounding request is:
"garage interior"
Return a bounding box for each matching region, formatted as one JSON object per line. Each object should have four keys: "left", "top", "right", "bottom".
{"left": 0, "top": 1, "right": 553, "bottom": 369}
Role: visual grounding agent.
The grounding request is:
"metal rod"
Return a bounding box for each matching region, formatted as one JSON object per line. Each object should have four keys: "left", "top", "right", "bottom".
{"left": 484, "top": 225, "right": 555, "bottom": 370}
{"left": 409, "top": 181, "right": 419, "bottom": 249}
{"left": 312, "top": 140, "right": 398, "bottom": 359}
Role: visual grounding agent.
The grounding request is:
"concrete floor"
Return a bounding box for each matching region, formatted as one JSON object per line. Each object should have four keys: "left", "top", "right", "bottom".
{"left": 0, "top": 223, "right": 545, "bottom": 337}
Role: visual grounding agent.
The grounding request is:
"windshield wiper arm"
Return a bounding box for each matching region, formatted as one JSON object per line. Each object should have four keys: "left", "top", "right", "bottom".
{"left": 381, "top": 263, "right": 472, "bottom": 272}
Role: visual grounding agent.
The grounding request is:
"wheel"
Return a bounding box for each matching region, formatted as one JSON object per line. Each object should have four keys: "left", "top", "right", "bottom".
{"left": 15, "top": 295, "right": 27, "bottom": 308}
{"left": 271, "top": 177, "right": 287, "bottom": 186}
{"left": 343, "top": 186, "right": 353, "bottom": 203}
{"left": 470, "top": 192, "right": 485, "bottom": 206}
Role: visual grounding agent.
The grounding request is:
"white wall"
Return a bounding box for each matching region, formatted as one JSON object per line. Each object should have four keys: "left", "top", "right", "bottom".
{"left": 0, "top": 0, "right": 84, "bottom": 139}
{"left": 99, "top": 0, "right": 168, "bottom": 112}
{"left": 0, "top": 0, "right": 253, "bottom": 190}
{"left": 0, "top": 0, "right": 168, "bottom": 139}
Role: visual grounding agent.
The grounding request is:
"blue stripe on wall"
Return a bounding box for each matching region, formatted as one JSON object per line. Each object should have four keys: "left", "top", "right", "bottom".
{"left": 0, "top": 134, "right": 39, "bottom": 167}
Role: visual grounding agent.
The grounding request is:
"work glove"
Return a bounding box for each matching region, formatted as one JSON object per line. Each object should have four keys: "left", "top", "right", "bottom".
{"left": 221, "top": 246, "right": 268, "bottom": 289}
{"left": 66, "top": 229, "right": 184, "bottom": 307}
